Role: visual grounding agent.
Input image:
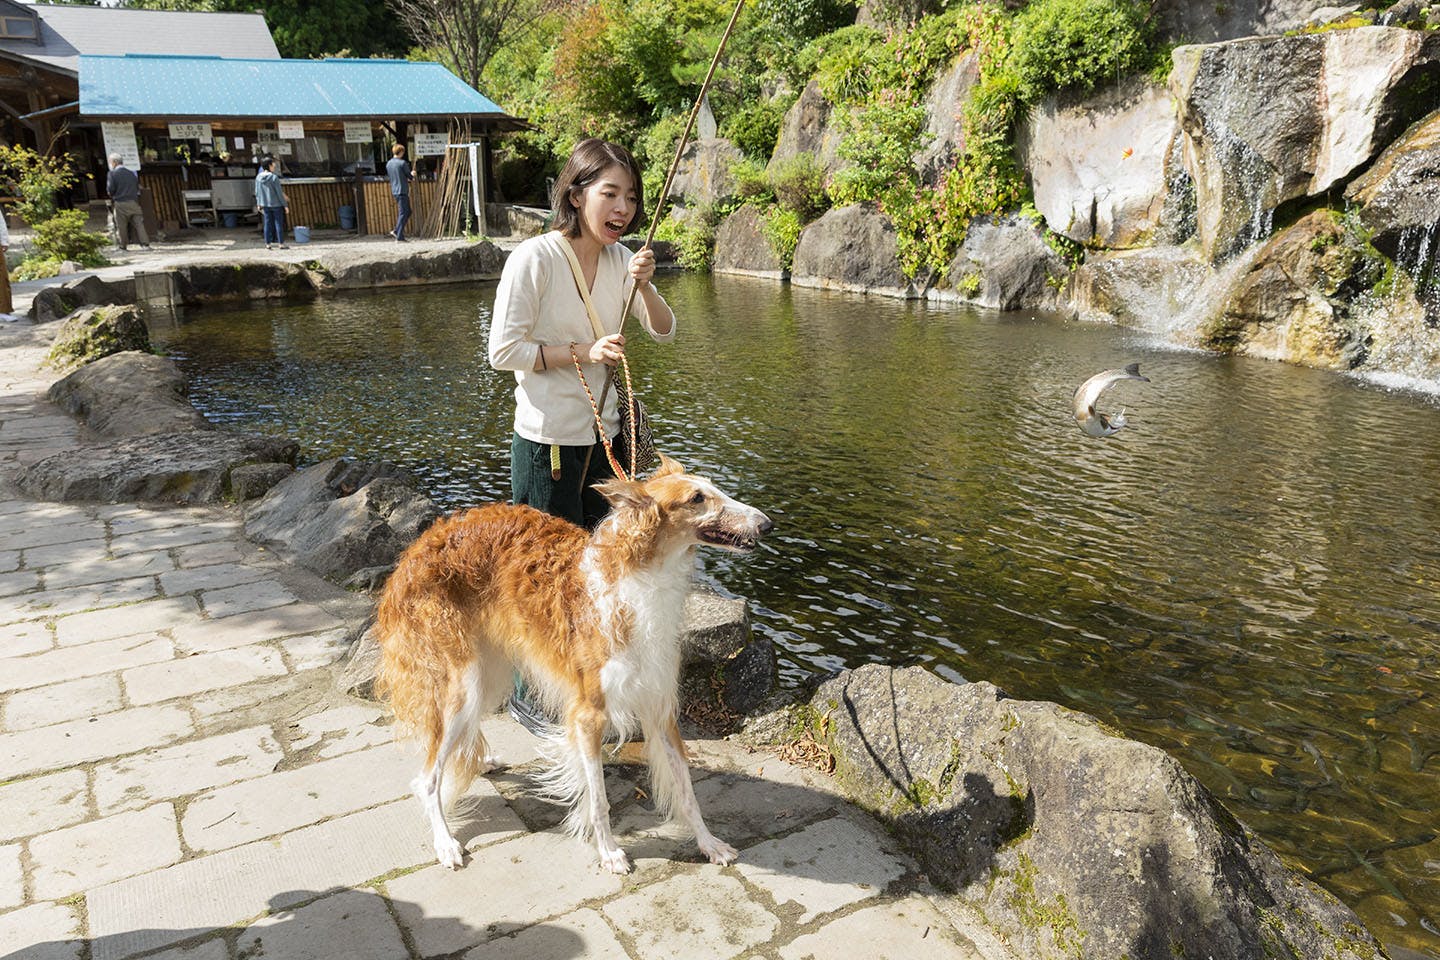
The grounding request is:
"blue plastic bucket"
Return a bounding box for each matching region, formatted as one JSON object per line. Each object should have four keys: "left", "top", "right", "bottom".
{"left": 221, "top": 212, "right": 239, "bottom": 228}
{"left": 338, "top": 205, "right": 356, "bottom": 230}
{"left": 293, "top": 225, "right": 311, "bottom": 244}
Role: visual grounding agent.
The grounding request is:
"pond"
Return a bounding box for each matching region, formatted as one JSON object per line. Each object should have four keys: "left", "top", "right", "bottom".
{"left": 150, "top": 272, "right": 1440, "bottom": 958}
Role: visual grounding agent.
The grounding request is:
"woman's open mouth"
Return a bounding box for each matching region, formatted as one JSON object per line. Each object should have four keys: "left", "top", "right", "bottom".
{"left": 604, "top": 218, "right": 625, "bottom": 240}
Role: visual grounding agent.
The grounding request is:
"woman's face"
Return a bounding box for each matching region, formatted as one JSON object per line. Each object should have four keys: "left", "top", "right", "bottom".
{"left": 572, "top": 163, "right": 637, "bottom": 246}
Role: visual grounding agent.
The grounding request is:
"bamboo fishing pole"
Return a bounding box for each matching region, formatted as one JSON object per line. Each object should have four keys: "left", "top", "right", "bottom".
{"left": 618, "top": 0, "right": 747, "bottom": 331}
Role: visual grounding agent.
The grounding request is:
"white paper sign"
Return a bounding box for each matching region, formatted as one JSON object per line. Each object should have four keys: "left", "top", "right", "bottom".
{"left": 344, "top": 121, "right": 372, "bottom": 144}
{"left": 234, "top": 136, "right": 245, "bottom": 148}
{"left": 414, "top": 132, "right": 448, "bottom": 157}
{"left": 168, "top": 122, "right": 212, "bottom": 140}
{"left": 258, "top": 139, "right": 293, "bottom": 156}
{"left": 277, "top": 120, "right": 305, "bottom": 139}
{"left": 101, "top": 121, "right": 141, "bottom": 170}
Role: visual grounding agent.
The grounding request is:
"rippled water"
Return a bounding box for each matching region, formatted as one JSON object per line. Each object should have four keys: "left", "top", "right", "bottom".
{"left": 150, "top": 274, "right": 1440, "bottom": 957}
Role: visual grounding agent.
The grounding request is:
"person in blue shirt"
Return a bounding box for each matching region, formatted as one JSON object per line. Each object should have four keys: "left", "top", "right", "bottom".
{"left": 253, "top": 158, "right": 288, "bottom": 249}
{"left": 386, "top": 144, "right": 414, "bottom": 241}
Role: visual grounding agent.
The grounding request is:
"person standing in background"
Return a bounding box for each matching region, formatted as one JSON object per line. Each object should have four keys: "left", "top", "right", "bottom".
{"left": 386, "top": 143, "right": 413, "bottom": 241}
{"left": 254, "top": 158, "right": 288, "bottom": 250}
{"left": 106, "top": 154, "right": 149, "bottom": 251}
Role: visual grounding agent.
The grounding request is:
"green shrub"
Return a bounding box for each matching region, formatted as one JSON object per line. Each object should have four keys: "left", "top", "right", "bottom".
{"left": 11, "top": 256, "right": 64, "bottom": 282}
{"left": 32, "top": 209, "right": 110, "bottom": 266}
{"left": 723, "top": 99, "right": 787, "bottom": 161}
{"left": 769, "top": 154, "right": 830, "bottom": 222}
{"left": 799, "top": 24, "right": 883, "bottom": 101}
{"left": 730, "top": 158, "right": 775, "bottom": 204}
{"left": 761, "top": 207, "right": 803, "bottom": 271}
{"left": 1008, "top": 0, "right": 1151, "bottom": 102}
{"left": 655, "top": 207, "right": 721, "bottom": 270}
{"left": 0, "top": 145, "right": 79, "bottom": 226}
{"left": 830, "top": 97, "right": 930, "bottom": 206}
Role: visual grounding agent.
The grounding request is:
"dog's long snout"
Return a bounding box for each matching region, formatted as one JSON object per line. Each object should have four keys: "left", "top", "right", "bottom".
{"left": 757, "top": 514, "right": 774, "bottom": 537}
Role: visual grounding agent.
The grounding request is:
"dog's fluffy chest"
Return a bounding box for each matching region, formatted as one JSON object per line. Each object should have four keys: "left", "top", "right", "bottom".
{"left": 589, "top": 559, "right": 690, "bottom": 726}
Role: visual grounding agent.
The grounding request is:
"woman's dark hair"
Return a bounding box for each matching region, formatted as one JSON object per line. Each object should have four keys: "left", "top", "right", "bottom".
{"left": 550, "top": 138, "right": 645, "bottom": 238}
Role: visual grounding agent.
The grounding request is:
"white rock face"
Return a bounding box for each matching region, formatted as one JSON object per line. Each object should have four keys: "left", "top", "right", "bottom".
{"left": 1314, "top": 27, "right": 1428, "bottom": 192}
{"left": 1170, "top": 27, "right": 1440, "bottom": 261}
{"left": 1019, "top": 79, "right": 1176, "bottom": 248}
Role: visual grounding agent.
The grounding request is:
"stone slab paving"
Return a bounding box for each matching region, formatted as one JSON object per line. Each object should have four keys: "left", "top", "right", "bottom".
{"left": 0, "top": 295, "right": 1014, "bottom": 960}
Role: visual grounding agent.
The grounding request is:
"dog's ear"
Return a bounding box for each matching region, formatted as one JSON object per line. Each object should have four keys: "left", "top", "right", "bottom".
{"left": 593, "top": 477, "right": 654, "bottom": 511}
{"left": 653, "top": 454, "right": 684, "bottom": 478}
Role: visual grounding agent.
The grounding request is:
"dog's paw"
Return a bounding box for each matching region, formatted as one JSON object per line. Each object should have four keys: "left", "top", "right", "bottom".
{"left": 434, "top": 834, "right": 465, "bottom": 870}
{"left": 699, "top": 836, "right": 739, "bottom": 866}
{"left": 598, "top": 846, "right": 632, "bottom": 875}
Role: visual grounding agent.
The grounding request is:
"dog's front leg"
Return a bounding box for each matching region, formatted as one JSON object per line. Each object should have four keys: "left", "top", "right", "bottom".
{"left": 649, "top": 716, "right": 738, "bottom": 865}
{"left": 573, "top": 706, "right": 631, "bottom": 874}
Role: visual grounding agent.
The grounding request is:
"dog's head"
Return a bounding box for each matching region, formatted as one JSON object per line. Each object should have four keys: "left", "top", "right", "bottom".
{"left": 594, "top": 456, "right": 773, "bottom": 554}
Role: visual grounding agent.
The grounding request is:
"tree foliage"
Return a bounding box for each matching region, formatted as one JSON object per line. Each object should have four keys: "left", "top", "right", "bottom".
{"left": 387, "top": 0, "right": 569, "bottom": 90}
{"left": 110, "top": 0, "right": 414, "bottom": 58}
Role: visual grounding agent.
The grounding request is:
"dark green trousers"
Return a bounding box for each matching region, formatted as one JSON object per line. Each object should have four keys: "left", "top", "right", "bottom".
{"left": 510, "top": 432, "right": 617, "bottom": 531}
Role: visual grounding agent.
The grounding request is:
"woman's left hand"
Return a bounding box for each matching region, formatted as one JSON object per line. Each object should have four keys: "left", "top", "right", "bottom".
{"left": 629, "top": 247, "right": 656, "bottom": 287}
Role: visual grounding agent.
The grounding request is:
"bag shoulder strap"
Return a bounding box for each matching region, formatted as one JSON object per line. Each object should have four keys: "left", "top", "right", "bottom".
{"left": 557, "top": 235, "right": 607, "bottom": 340}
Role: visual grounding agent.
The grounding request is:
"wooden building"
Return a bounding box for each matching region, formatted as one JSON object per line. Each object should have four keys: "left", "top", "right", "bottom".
{"left": 78, "top": 54, "right": 525, "bottom": 239}
{"left": 0, "top": 1, "right": 277, "bottom": 198}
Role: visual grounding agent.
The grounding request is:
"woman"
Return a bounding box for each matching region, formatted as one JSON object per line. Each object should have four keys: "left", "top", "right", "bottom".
{"left": 488, "top": 138, "right": 676, "bottom": 529}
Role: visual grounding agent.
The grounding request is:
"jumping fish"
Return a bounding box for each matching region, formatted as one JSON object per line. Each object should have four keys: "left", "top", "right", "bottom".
{"left": 1072, "top": 363, "right": 1149, "bottom": 438}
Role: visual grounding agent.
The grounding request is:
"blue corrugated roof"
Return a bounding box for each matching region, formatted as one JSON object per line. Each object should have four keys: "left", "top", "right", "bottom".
{"left": 79, "top": 55, "right": 511, "bottom": 119}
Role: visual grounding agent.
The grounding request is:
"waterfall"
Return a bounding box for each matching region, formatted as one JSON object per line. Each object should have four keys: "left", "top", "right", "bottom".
{"left": 1393, "top": 221, "right": 1440, "bottom": 326}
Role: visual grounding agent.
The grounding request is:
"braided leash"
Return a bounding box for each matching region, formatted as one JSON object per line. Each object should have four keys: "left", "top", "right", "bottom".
{"left": 570, "top": 343, "right": 631, "bottom": 481}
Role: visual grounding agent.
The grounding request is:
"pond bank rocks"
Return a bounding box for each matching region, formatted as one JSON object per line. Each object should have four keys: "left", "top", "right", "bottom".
{"left": 764, "top": 664, "right": 1383, "bottom": 960}
{"left": 791, "top": 203, "right": 915, "bottom": 299}
{"left": 47, "top": 350, "right": 210, "bottom": 437}
{"left": 18, "top": 431, "right": 298, "bottom": 503}
{"left": 713, "top": 204, "right": 785, "bottom": 279}
{"left": 244, "top": 458, "right": 441, "bottom": 584}
{"left": 45, "top": 304, "right": 150, "bottom": 369}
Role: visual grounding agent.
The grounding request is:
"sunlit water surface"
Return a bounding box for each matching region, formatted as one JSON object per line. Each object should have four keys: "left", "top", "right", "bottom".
{"left": 151, "top": 274, "right": 1440, "bottom": 957}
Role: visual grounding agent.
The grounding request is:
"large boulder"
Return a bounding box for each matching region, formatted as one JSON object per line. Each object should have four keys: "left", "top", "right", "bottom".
{"left": 914, "top": 52, "right": 980, "bottom": 186}
{"left": 1150, "top": 0, "right": 1349, "bottom": 43}
{"left": 316, "top": 241, "right": 506, "bottom": 290}
{"left": 790, "top": 203, "right": 916, "bottom": 299}
{"left": 768, "top": 80, "right": 847, "bottom": 180}
{"left": 1204, "top": 209, "right": 1369, "bottom": 369}
{"left": 712, "top": 204, "right": 786, "bottom": 279}
{"left": 1346, "top": 106, "right": 1440, "bottom": 264}
{"left": 1068, "top": 247, "right": 1211, "bottom": 327}
{"left": 935, "top": 214, "right": 1068, "bottom": 311}
{"left": 792, "top": 664, "right": 1384, "bottom": 960}
{"left": 1019, "top": 78, "right": 1176, "bottom": 247}
{"left": 17, "top": 431, "right": 297, "bottom": 503}
{"left": 668, "top": 138, "right": 744, "bottom": 218}
{"left": 45, "top": 304, "right": 151, "bottom": 370}
{"left": 1171, "top": 27, "right": 1440, "bottom": 261}
{"left": 29, "top": 275, "right": 137, "bottom": 324}
{"left": 46, "top": 351, "right": 211, "bottom": 437}
{"left": 244, "top": 458, "right": 441, "bottom": 583}
{"left": 678, "top": 591, "right": 774, "bottom": 721}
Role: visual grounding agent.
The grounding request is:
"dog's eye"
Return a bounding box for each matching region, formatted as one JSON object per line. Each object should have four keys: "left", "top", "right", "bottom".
{"left": 689, "top": 490, "right": 706, "bottom": 505}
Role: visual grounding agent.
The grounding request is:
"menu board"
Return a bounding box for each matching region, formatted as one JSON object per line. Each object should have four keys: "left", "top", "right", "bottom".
{"left": 101, "top": 121, "right": 141, "bottom": 170}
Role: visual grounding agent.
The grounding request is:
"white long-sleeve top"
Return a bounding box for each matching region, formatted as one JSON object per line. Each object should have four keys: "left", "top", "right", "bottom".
{"left": 488, "top": 231, "right": 676, "bottom": 446}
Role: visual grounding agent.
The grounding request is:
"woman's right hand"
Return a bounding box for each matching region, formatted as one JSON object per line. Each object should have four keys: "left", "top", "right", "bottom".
{"left": 588, "top": 333, "right": 625, "bottom": 366}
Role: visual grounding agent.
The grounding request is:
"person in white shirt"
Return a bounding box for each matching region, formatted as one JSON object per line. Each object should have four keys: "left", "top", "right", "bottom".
{"left": 488, "top": 138, "right": 676, "bottom": 529}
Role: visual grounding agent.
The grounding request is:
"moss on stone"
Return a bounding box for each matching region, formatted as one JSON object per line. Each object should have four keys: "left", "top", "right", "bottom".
{"left": 1006, "top": 852, "right": 1086, "bottom": 959}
